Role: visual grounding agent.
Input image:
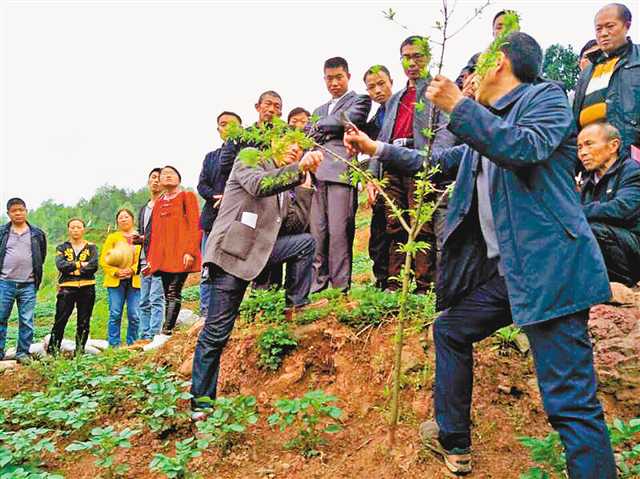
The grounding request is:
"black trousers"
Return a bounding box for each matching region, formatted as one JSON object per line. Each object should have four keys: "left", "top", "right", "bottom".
{"left": 190, "top": 233, "right": 315, "bottom": 408}
{"left": 48, "top": 285, "right": 95, "bottom": 355}
{"left": 368, "top": 195, "right": 389, "bottom": 288}
{"left": 157, "top": 272, "right": 189, "bottom": 334}
{"left": 591, "top": 222, "right": 640, "bottom": 286}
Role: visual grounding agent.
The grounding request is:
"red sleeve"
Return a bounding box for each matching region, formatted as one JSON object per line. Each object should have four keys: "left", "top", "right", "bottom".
{"left": 184, "top": 192, "right": 201, "bottom": 257}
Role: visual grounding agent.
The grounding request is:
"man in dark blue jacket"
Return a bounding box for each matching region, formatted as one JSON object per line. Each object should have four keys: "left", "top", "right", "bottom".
{"left": 0, "top": 198, "right": 47, "bottom": 363}
{"left": 197, "top": 111, "right": 242, "bottom": 317}
{"left": 363, "top": 64, "right": 393, "bottom": 289}
{"left": 578, "top": 122, "right": 640, "bottom": 286}
{"left": 573, "top": 3, "right": 639, "bottom": 159}
{"left": 345, "top": 32, "right": 615, "bottom": 479}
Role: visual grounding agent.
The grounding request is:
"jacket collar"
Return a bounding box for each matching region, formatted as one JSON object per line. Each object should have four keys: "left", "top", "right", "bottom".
{"left": 327, "top": 90, "right": 353, "bottom": 112}
{"left": 489, "top": 83, "right": 530, "bottom": 113}
{"left": 583, "top": 155, "right": 626, "bottom": 187}
{"left": 588, "top": 38, "right": 633, "bottom": 64}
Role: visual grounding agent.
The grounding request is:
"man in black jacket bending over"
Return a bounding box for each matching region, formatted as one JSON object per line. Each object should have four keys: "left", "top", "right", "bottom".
{"left": 579, "top": 121, "right": 640, "bottom": 286}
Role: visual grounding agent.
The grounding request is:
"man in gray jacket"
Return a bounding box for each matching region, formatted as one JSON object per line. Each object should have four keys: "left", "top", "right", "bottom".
{"left": 190, "top": 142, "right": 322, "bottom": 413}
{"left": 308, "top": 57, "right": 371, "bottom": 292}
{"left": 370, "top": 36, "right": 455, "bottom": 293}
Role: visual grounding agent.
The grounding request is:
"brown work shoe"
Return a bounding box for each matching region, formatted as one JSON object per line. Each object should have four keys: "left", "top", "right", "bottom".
{"left": 419, "top": 420, "right": 472, "bottom": 476}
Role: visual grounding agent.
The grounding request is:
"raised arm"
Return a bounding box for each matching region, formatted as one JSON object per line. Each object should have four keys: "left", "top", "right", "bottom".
{"left": 448, "top": 83, "right": 574, "bottom": 171}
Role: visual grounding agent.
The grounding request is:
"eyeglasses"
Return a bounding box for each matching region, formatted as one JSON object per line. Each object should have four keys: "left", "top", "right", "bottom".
{"left": 401, "top": 53, "right": 426, "bottom": 62}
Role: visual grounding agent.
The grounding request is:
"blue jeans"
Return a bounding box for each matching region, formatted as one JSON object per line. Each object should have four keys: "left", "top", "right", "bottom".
{"left": 191, "top": 233, "right": 315, "bottom": 408}
{"left": 433, "top": 273, "right": 616, "bottom": 479}
{"left": 107, "top": 280, "right": 140, "bottom": 346}
{"left": 138, "top": 274, "right": 164, "bottom": 339}
{"left": 200, "top": 231, "right": 212, "bottom": 318}
{"left": 0, "top": 279, "right": 36, "bottom": 358}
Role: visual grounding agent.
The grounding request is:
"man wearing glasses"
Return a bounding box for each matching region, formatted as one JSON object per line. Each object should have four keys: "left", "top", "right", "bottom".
{"left": 369, "top": 36, "right": 454, "bottom": 294}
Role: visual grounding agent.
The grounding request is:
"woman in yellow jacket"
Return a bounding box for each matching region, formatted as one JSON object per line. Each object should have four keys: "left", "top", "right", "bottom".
{"left": 100, "top": 208, "right": 142, "bottom": 347}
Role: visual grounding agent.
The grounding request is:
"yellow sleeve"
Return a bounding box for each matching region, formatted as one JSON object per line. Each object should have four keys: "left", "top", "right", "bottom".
{"left": 99, "top": 233, "right": 119, "bottom": 278}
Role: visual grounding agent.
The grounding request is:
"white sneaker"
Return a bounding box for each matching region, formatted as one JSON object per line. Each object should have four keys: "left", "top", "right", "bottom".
{"left": 142, "top": 333, "right": 171, "bottom": 352}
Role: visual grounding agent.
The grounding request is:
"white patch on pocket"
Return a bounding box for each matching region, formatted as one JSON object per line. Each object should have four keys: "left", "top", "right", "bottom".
{"left": 240, "top": 212, "right": 257, "bottom": 229}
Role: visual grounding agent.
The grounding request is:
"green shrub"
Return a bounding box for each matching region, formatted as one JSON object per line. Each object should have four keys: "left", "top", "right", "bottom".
{"left": 257, "top": 325, "right": 298, "bottom": 371}
{"left": 240, "top": 288, "right": 286, "bottom": 324}
{"left": 181, "top": 286, "right": 200, "bottom": 302}
{"left": 194, "top": 396, "right": 259, "bottom": 452}
{"left": 268, "top": 390, "right": 342, "bottom": 457}
{"left": 492, "top": 325, "right": 522, "bottom": 355}
{"left": 519, "top": 417, "right": 640, "bottom": 478}
{"left": 0, "top": 427, "right": 62, "bottom": 479}
{"left": 149, "top": 437, "right": 205, "bottom": 479}
{"left": 66, "top": 426, "right": 139, "bottom": 478}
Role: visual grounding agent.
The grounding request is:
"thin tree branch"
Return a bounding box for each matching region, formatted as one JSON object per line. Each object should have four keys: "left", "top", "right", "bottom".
{"left": 445, "top": 0, "right": 491, "bottom": 41}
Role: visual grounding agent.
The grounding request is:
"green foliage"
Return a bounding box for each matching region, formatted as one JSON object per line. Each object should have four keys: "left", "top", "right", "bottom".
{"left": 257, "top": 325, "right": 298, "bottom": 371}
{"left": 66, "top": 426, "right": 139, "bottom": 478}
{"left": 226, "top": 118, "right": 314, "bottom": 169}
{"left": 181, "top": 286, "right": 200, "bottom": 302}
{"left": 336, "top": 286, "right": 435, "bottom": 331}
{"left": 268, "top": 390, "right": 343, "bottom": 457}
{"left": 195, "top": 396, "right": 259, "bottom": 452}
{"left": 0, "top": 428, "right": 62, "bottom": 479}
{"left": 518, "top": 432, "right": 566, "bottom": 478}
{"left": 519, "top": 418, "right": 640, "bottom": 478}
{"left": 0, "top": 389, "right": 99, "bottom": 432}
{"left": 131, "top": 366, "right": 192, "bottom": 434}
{"left": 240, "top": 288, "right": 286, "bottom": 324}
{"left": 542, "top": 44, "right": 580, "bottom": 92}
{"left": 149, "top": 437, "right": 204, "bottom": 479}
{"left": 28, "top": 185, "right": 150, "bottom": 243}
{"left": 476, "top": 11, "right": 521, "bottom": 79}
{"left": 609, "top": 418, "right": 640, "bottom": 478}
{"left": 491, "top": 325, "right": 522, "bottom": 355}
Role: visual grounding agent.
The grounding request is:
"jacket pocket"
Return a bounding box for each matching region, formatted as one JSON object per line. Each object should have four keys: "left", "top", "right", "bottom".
{"left": 531, "top": 190, "right": 577, "bottom": 239}
{"left": 220, "top": 221, "right": 256, "bottom": 260}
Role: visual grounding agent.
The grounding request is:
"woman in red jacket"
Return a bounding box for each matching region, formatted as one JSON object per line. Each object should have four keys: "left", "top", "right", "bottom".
{"left": 144, "top": 165, "right": 201, "bottom": 350}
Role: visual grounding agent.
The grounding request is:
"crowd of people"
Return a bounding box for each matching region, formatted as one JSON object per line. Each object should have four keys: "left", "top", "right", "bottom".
{"left": 0, "top": 3, "right": 639, "bottom": 477}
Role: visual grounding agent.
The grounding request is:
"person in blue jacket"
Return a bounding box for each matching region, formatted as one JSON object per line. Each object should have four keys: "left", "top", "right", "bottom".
{"left": 344, "top": 32, "right": 616, "bottom": 479}
{"left": 197, "top": 111, "right": 242, "bottom": 317}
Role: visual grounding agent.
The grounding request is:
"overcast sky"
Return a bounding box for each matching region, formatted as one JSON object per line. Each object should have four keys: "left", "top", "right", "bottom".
{"left": 2, "top": 0, "right": 639, "bottom": 210}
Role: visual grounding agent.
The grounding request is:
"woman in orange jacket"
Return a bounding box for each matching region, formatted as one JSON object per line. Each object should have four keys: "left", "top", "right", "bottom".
{"left": 143, "top": 166, "right": 201, "bottom": 350}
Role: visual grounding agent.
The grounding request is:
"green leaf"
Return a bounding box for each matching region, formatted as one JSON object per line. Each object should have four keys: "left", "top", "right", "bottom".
{"left": 324, "top": 424, "right": 342, "bottom": 434}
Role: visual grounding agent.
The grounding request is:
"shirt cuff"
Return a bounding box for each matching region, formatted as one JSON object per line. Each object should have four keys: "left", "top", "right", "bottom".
{"left": 374, "top": 141, "right": 384, "bottom": 157}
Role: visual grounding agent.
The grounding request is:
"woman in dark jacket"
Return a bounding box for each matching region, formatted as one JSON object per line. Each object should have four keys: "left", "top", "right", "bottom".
{"left": 47, "top": 218, "right": 99, "bottom": 355}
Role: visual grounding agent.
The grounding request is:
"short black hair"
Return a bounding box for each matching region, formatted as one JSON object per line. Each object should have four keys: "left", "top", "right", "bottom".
{"left": 493, "top": 10, "right": 508, "bottom": 26}
{"left": 287, "top": 107, "right": 310, "bottom": 123}
{"left": 501, "top": 32, "right": 543, "bottom": 83}
{"left": 601, "top": 3, "right": 633, "bottom": 25}
{"left": 67, "top": 217, "right": 85, "bottom": 227}
{"left": 400, "top": 35, "right": 427, "bottom": 54}
{"left": 161, "top": 165, "right": 182, "bottom": 182}
{"left": 6, "top": 198, "right": 26, "bottom": 211}
{"left": 324, "top": 57, "right": 349, "bottom": 73}
{"left": 257, "top": 90, "right": 282, "bottom": 106}
{"left": 216, "top": 111, "right": 242, "bottom": 125}
{"left": 363, "top": 65, "right": 392, "bottom": 83}
{"left": 579, "top": 39, "right": 598, "bottom": 58}
{"left": 148, "top": 167, "right": 162, "bottom": 178}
